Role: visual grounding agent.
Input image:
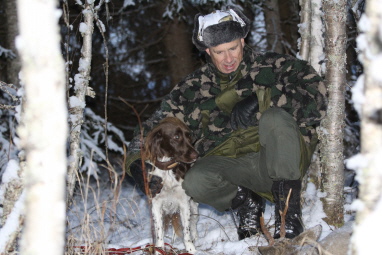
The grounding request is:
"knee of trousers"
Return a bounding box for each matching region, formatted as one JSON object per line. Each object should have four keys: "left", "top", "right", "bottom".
{"left": 259, "top": 107, "right": 299, "bottom": 132}
{"left": 183, "top": 163, "right": 220, "bottom": 198}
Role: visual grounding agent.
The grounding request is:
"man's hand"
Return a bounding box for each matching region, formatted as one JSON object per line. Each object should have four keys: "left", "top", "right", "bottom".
{"left": 130, "top": 159, "right": 163, "bottom": 197}
{"left": 230, "top": 94, "right": 259, "bottom": 130}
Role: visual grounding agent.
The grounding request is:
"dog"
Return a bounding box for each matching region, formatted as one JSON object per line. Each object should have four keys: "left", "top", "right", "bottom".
{"left": 142, "top": 117, "right": 199, "bottom": 254}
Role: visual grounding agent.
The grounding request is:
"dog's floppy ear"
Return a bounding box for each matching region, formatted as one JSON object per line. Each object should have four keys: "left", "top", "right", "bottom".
{"left": 143, "top": 128, "right": 163, "bottom": 162}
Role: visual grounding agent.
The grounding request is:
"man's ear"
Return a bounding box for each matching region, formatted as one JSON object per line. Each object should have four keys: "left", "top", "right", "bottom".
{"left": 241, "top": 38, "right": 245, "bottom": 47}
{"left": 205, "top": 48, "right": 211, "bottom": 56}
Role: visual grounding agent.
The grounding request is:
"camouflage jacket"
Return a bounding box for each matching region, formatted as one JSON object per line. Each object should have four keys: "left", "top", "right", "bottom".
{"left": 126, "top": 45, "right": 327, "bottom": 174}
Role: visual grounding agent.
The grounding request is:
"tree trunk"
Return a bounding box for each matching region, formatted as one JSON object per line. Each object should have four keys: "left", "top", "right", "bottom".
{"left": 278, "top": 0, "right": 300, "bottom": 55}
{"left": 319, "top": 0, "right": 347, "bottom": 227}
{"left": 298, "top": 0, "right": 325, "bottom": 197}
{"left": 298, "top": 0, "right": 312, "bottom": 60}
{"left": 298, "top": 0, "right": 324, "bottom": 75}
{"left": 66, "top": 1, "right": 96, "bottom": 207}
{"left": 4, "top": 0, "right": 21, "bottom": 87}
{"left": 308, "top": 0, "right": 325, "bottom": 75}
{"left": 263, "top": 0, "right": 284, "bottom": 53}
{"left": 160, "top": 1, "right": 196, "bottom": 88}
{"left": 16, "top": 0, "right": 68, "bottom": 254}
{"left": 351, "top": 0, "right": 382, "bottom": 254}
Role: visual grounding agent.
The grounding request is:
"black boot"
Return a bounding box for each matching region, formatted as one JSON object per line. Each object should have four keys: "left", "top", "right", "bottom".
{"left": 272, "top": 180, "right": 304, "bottom": 239}
{"left": 231, "top": 186, "right": 265, "bottom": 240}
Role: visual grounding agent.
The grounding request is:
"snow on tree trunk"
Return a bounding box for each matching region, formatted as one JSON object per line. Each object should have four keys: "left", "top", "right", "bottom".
{"left": 16, "top": 0, "right": 68, "bottom": 253}
{"left": 308, "top": 0, "right": 324, "bottom": 75}
{"left": 67, "top": 1, "right": 96, "bottom": 206}
{"left": 351, "top": 0, "right": 382, "bottom": 254}
{"left": 319, "top": 0, "right": 347, "bottom": 227}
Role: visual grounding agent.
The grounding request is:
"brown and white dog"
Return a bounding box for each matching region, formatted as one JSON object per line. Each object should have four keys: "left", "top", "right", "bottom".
{"left": 143, "top": 117, "right": 199, "bottom": 254}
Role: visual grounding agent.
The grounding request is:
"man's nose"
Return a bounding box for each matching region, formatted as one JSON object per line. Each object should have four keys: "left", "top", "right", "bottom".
{"left": 224, "top": 52, "right": 233, "bottom": 63}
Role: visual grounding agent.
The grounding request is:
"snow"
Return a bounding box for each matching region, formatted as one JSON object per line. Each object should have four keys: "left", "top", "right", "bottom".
{"left": 65, "top": 171, "right": 355, "bottom": 254}
{"left": 370, "top": 55, "right": 382, "bottom": 82}
{"left": 78, "top": 57, "right": 90, "bottom": 72}
{"left": 0, "top": 160, "right": 20, "bottom": 211}
{"left": 352, "top": 194, "right": 382, "bottom": 254}
{"left": 0, "top": 160, "right": 19, "bottom": 184}
{"left": 73, "top": 73, "right": 85, "bottom": 91}
{"left": 351, "top": 74, "right": 365, "bottom": 117}
{"left": 0, "top": 161, "right": 24, "bottom": 254}
{"left": 0, "top": 45, "right": 16, "bottom": 59}
{"left": 123, "top": 0, "right": 135, "bottom": 7}
{"left": 69, "top": 96, "right": 86, "bottom": 108}
{"left": 79, "top": 22, "right": 89, "bottom": 34}
{"left": 0, "top": 191, "right": 25, "bottom": 254}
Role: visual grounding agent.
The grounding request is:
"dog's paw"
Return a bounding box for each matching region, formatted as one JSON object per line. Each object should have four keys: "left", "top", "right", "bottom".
{"left": 185, "top": 244, "right": 197, "bottom": 254}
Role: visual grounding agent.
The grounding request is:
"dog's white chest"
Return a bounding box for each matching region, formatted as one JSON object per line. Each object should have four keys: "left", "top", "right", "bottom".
{"left": 150, "top": 169, "right": 188, "bottom": 214}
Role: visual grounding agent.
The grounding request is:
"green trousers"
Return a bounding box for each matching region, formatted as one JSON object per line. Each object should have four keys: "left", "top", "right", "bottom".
{"left": 182, "top": 108, "right": 313, "bottom": 212}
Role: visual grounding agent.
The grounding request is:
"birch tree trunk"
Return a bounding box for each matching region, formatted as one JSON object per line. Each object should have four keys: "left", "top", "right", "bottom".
{"left": 298, "top": 0, "right": 325, "bottom": 197}
{"left": 319, "top": 0, "right": 347, "bottom": 227}
{"left": 308, "top": 0, "right": 324, "bottom": 75}
{"left": 67, "top": 1, "right": 96, "bottom": 206}
{"left": 298, "top": 0, "right": 324, "bottom": 75}
{"left": 352, "top": 0, "right": 382, "bottom": 253}
{"left": 16, "top": 0, "right": 68, "bottom": 254}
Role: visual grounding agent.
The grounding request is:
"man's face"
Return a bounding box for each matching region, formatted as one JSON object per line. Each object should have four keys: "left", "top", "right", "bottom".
{"left": 205, "top": 38, "right": 245, "bottom": 74}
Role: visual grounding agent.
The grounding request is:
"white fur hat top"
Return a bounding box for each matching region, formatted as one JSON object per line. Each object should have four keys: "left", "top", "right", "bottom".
{"left": 192, "top": 6, "right": 250, "bottom": 51}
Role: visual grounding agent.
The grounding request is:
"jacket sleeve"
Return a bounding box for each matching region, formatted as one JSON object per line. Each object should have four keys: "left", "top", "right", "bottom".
{"left": 265, "top": 53, "right": 328, "bottom": 140}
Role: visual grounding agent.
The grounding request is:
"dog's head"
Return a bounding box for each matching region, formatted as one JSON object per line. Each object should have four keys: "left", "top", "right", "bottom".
{"left": 143, "top": 117, "right": 199, "bottom": 170}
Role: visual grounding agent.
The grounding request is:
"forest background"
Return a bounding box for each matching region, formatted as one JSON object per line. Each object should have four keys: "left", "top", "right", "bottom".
{"left": 0, "top": 0, "right": 381, "bottom": 254}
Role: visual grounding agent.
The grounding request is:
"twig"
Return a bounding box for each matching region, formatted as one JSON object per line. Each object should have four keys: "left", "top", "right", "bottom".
{"left": 279, "top": 188, "right": 292, "bottom": 238}
{"left": 260, "top": 213, "right": 275, "bottom": 246}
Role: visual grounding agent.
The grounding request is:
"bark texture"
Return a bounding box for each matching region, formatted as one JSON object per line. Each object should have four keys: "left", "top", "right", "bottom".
{"left": 159, "top": 1, "right": 196, "bottom": 88}
{"left": 16, "top": 0, "right": 68, "bottom": 254}
{"left": 163, "top": 17, "right": 196, "bottom": 87}
{"left": 66, "top": 1, "right": 96, "bottom": 206}
{"left": 319, "top": 0, "right": 347, "bottom": 227}
{"left": 263, "top": 0, "right": 283, "bottom": 53}
{"left": 298, "top": 0, "right": 324, "bottom": 75}
{"left": 5, "top": 0, "right": 21, "bottom": 87}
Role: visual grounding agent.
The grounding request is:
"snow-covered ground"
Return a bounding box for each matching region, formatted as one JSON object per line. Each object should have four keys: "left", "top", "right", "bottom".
{"left": 66, "top": 170, "right": 356, "bottom": 255}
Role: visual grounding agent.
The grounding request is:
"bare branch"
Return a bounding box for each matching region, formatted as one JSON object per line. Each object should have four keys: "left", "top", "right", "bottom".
{"left": 260, "top": 213, "right": 275, "bottom": 246}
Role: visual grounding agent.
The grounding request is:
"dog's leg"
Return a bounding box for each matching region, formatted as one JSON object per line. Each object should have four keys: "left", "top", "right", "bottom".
{"left": 180, "top": 202, "right": 197, "bottom": 253}
{"left": 151, "top": 200, "right": 165, "bottom": 253}
{"left": 190, "top": 200, "right": 199, "bottom": 242}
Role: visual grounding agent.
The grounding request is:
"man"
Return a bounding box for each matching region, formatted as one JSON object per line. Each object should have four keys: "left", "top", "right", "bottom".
{"left": 126, "top": 6, "right": 327, "bottom": 240}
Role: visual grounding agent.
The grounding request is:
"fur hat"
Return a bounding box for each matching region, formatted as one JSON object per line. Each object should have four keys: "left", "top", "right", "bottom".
{"left": 192, "top": 6, "right": 250, "bottom": 51}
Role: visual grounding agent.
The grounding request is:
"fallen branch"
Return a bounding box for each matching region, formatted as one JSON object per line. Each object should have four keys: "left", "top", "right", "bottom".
{"left": 260, "top": 213, "right": 275, "bottom": 246}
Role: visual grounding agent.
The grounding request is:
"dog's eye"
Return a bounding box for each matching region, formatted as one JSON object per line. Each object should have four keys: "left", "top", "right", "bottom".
{"left": 173, "top": 135, "right": 180, "bottom": 140}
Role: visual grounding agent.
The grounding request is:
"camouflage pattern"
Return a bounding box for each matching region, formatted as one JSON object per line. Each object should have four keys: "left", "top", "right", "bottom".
{"left": 126, "top": 45, "right": 327, "bottom": 175}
